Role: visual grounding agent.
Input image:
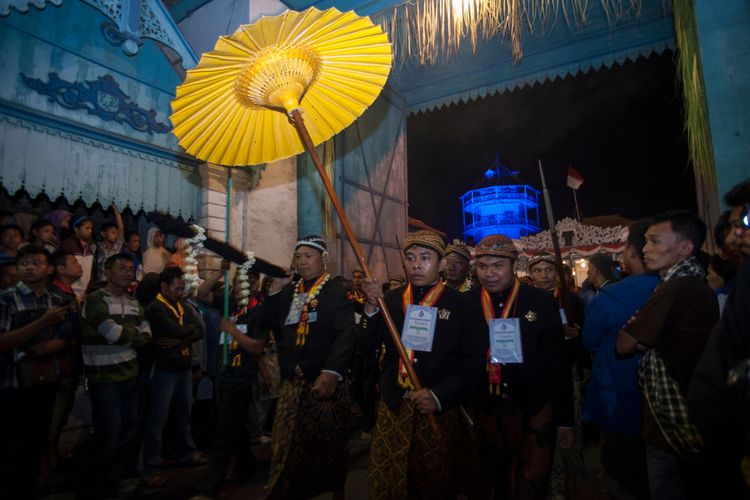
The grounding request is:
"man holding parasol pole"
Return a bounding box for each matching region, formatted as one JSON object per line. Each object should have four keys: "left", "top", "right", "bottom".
{"left": 360, "top": 230, "right": 485, "bottom": 498}
{"left": 168, "top": 6, "right": 452, "bottom": 496}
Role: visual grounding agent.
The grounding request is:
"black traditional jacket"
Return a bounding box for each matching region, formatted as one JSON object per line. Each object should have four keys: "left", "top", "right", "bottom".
{"left": 262, "top": 276, "right": 356, "bottom": 384}
{"left": 361, "top": 284, "right": 485, "bottom": 413}
{"left": 469, "top": 283, "right": 574, "bottom": 426}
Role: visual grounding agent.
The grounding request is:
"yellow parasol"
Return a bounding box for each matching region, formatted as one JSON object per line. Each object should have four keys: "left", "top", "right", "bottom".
{"left": 171, "top": 7, "right": 441, "bottom": 435}
{"left": 171, "top": 7, "right": 392, "bottom": 165}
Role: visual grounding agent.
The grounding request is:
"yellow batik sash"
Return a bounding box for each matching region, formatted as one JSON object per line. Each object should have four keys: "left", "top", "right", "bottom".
{"left": 398, "top": 281, "right": 446, "bottom": 389}
{"left": 156, "top": 293, "right": 189, "bottom": 357}
{"left": 294, "top": 273, "right": 330, "bottom": 346}
{"left": 481, "top": 280, "right": 520, "bottom": 396}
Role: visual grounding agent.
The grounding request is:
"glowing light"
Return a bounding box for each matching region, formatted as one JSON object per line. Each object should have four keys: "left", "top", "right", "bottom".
{"left": 452, "top": 0, "right": 473, "bottom": 22}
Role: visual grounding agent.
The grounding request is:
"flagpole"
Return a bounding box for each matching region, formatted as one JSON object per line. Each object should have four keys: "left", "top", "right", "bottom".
{"left": 572, "top": 188, "right": 582, "bottom": 222}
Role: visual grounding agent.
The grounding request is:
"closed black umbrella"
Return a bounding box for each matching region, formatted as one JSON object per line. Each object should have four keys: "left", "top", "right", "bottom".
{"left": 147, "top": 212, "right": 288, "bottom": 278}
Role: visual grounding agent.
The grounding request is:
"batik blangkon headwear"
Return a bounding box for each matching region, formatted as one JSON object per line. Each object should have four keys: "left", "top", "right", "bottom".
{"left": 403, "top": 230, "right": 445, "bottom": 257}
{"left": 475, "top": 235, "right": 518, "bottom": 260}
{"left": 446, "top": 242, "right": 471, "bottom": 262}
{"left": 527, "top": 253, "right": 556, "bottom": 270}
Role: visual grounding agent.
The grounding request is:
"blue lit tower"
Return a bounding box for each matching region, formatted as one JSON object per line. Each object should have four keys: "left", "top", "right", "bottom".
{"left": 461, "top": 159, "right": 541, "bottom": 243}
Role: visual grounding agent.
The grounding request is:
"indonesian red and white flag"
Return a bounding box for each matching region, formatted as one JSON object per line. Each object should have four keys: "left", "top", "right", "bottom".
{"left": 566, "top": 165, "right": 584, "bottom": 190}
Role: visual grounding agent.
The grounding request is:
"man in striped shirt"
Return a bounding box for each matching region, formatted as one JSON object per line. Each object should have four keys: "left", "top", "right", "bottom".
{"left": 81, "top": 253, "right": 152, "bottom": 498}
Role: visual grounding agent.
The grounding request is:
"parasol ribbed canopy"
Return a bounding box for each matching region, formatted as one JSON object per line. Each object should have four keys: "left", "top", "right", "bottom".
{"left": 170, "top": 7, "right": 392, "bottom": 166}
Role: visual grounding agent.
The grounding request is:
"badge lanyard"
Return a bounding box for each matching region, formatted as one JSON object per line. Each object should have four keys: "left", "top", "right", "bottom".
{"left": 398, "top": 281, "right": 445, "bottom": 389}
{"left": 156, "top": 293, "right": 189, "bottom": 357}
{"left": 481, "top": 280, "right": 519, "bottom": 395}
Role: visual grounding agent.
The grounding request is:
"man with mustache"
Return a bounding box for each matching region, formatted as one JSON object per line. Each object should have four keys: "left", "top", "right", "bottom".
{"left": 444, "top": 242, "right": 472, "bottom": 292}
{"left": 262, "top": 235, "right": 357, "bottom": 500}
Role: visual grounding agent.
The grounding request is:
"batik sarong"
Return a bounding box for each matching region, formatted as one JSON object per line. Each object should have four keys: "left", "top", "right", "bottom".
{"left": 475, "top": 401, "right": 555, "bottom": 499}
{"left": 547, "top": 366, "right": 586, "bottom": 500}
{"left": 368, "top": 399, "right": 461, "bottom": 499}
{"left": 266, "top": 376, "right": 350, "bottom": 499}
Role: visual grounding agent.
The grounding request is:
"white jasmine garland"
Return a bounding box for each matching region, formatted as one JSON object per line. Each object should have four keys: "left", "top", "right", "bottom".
{"left": 291, "top": 273, "right": 330, "bottom": 311}
{"left": 236, "top": 251, "right": 256, "bottom": 307}
{"left": 183, "top": 225, "right": 207, "bottom": 294}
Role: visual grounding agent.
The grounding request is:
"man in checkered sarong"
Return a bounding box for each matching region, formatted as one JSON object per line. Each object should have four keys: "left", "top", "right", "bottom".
{"left": 617, "top": 211, "right": 718, "bottom": 498}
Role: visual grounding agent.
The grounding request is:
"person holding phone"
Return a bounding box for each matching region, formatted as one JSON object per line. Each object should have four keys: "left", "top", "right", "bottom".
{"left": 0, "top": 244, "right": 74, "bottom": 498}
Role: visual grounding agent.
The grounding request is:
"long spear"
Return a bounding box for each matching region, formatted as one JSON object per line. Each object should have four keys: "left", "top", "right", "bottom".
{"left": 538, "top": 160, "right": 571, "bottom": 314}
{"left": 395, "top": 233, "right": 408, "bottom": 278}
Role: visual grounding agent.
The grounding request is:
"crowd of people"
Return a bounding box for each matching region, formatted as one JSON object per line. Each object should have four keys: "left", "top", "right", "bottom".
{"left": 0, "top": 177, "right": 748, "bottom": 500}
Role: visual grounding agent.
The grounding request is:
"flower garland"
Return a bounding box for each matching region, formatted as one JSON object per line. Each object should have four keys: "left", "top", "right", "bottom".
{"left": 183, "top": 225, "right": 206, "bottom": 294}
{"left": 292, "top": 273, "right": 330, "bottom": 345}
{"left": 235, "top": 250, "right": 256, "bottom": 307}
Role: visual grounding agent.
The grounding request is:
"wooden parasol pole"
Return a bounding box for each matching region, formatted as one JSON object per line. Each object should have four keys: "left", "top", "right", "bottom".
{"left": 290, "top": 109, "right": 441, "bottom": 437}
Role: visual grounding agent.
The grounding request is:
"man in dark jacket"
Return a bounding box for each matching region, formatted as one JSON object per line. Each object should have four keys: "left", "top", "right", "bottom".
{"left": 617, "top": 211, "right": 718, "bottom": 499}
{"left": 468, "top": 235, "right": 574, "bottom": 499}
{"left": 261, "top": 235, "right": 357, "bottom": 500}
{"left": 688, "top": 179, "right": 750, "bottom": 498}
{"left": 361, "top": 230, "right": 485, "bottom": 499}
{"left": 192, "top": 269, "right": 265, "bottom": 499}
{"left": 142, "top": 266, "right": 205, "bottom": 485}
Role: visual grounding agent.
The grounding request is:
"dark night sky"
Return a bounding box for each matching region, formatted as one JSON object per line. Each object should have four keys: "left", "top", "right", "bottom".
{"left": 407, "top": 50, "right": 697, "bottom": 241}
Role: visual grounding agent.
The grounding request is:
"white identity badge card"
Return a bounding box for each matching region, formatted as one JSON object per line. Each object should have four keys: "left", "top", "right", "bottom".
{"left": 284, "top": 293, "right": 307, "bottom": 325}
{"left": 219, "top": 332, "right": 230, "bottom": 344}
{"left": 220, "top": 323, "right": 247, "bottom": 344}
{"left": 489, "top": 318, "right": 523, "bottom": 363}
{"left": 401, "top": 304, "right": 437, "bottom": 352}
{"left": 559, "top": 308, "right": 568, "bottom": 326}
